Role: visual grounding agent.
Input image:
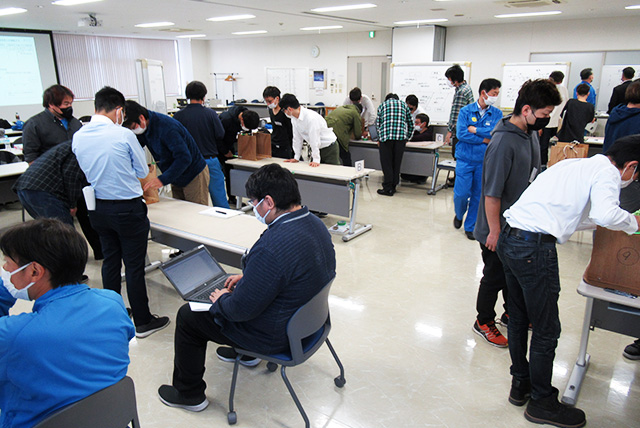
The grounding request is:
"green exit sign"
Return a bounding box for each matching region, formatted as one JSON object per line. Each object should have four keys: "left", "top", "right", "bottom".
{"left": 369, "top": 31, "right": 375, "bottom": 38}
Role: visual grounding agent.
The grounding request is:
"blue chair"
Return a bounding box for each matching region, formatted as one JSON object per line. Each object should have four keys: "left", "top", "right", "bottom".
{"left": 227, "top": 279, "right": 345, "bottom": 426}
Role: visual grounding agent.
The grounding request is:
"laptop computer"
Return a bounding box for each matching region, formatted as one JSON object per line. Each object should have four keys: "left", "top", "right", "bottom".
{"left": 367, "top": 124, "right": 379, "bottom": 142}
{"left": 159, "top": 245, "right": 232, "bottom": 303}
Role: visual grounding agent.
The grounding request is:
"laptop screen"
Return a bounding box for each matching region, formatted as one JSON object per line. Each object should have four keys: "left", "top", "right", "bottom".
{"left": 368, "top": 124, "right": 379, "bottom": 141}
{"left": 162, "top": 248, "right": 224, "bottom": 296}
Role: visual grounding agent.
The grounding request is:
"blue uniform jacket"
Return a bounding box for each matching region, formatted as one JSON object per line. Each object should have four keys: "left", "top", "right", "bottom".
{"left": 0, "top": 283, "right": 134, "bottom": 428}
{"left": 573, "top": 81, "right": 596, "bottom": 106}
{"left": 455, "top": 102, "right": 503, "bottom": 163}
{"left": 136, "top": 111, "right": 206, "bottom": 187}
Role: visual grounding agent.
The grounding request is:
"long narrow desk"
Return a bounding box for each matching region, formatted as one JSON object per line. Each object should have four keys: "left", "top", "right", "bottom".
{"left": 562, "top": 280, "right": 640, "bottom": 405}
{"left": 227, "top": 157, "right": 373, "bottom": 241}
{"left": 349, "top": 140, "right": 444, "bottom": 195}
{"left": 146, "top": 197, "right": 266, "bottom": 268}
{"left": 0, "top": 162, "right": 28, "bottom": 205}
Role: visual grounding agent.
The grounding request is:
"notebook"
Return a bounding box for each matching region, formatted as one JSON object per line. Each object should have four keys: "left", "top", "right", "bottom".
{"left": 160, "top": 245, "right": 232, "bottom": 303}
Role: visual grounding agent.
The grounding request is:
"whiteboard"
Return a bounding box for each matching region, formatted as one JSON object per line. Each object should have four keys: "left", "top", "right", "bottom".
{"left": 501, "top": 62, "right": 570, "bottom": 110}
{"left": 391, "top": 62, "right": 472, "bottom": 125}
{"left": 597, "top": 65, "right": 640, "bottom": 113}
{"left": 135, "top": 59, "right": 167, "bottom": 114}
{"left": 265, "top": 67, "right": 309, "bottom": 104}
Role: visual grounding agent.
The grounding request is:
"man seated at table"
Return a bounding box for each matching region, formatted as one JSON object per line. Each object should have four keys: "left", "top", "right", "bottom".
{"left": 157, "top": 163, "right": 336, "bottom": 411}
{"left": 400, "top": 113, "right": 434, "bottom": 184}
{"left": 0, "top": 219, "right": 134, "bottom": 428}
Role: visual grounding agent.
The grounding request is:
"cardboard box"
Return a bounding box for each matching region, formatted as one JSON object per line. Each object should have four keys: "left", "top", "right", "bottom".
{"left": 255, "top": 132, "right": 272, "bottom": 159}
{"left": 237, "top": 134, "right": 257, "bottom": 160}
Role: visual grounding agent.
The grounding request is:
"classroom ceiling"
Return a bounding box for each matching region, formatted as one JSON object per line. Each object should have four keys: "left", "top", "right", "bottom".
{"left": 1, "top": 0, "right": 638, "bottom": 40}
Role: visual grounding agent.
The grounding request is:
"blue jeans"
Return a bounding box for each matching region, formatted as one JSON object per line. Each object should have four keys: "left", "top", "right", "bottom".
{"left": 453, "top": 159, "right": 483, "bottom": 232}
{"left": 205, "top": 158, "right": 229, "bottom": 208}
{"left": 17, "top": 189, "right": 73, "bottom": 226}
{"left": 497, "top": 231, "right": 561, "bottom": 400}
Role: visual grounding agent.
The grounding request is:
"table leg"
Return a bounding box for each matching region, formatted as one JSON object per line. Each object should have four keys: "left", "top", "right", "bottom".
{"left": 341, "top": 178, "right": 372, "bottom": 242}
{"left": 562, "top": 297, "right": 594, "bottom": 406}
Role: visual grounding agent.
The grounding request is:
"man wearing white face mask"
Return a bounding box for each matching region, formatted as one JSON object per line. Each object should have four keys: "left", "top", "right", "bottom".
{"left": 0, "top": 219, "right": 134, "bottom": 428}
{"left": 496, "top": 135, "right": 640, "bottom": 428}
{"left": 453, "top": 78, "right": 503, "bottom": 240}
{"left": 263, "top": 86, "right": 293, "bottom": 159}
{"left": 158, "top": 164, "right": 336, "bottom": 411}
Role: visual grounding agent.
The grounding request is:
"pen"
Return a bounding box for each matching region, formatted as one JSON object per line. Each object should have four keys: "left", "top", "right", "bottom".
{"left": 216, "top": 210, "right": 227, "bottom": 215}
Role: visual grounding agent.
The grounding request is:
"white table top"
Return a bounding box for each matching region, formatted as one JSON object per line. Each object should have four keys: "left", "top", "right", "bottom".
{"left": 0, "top": 162, "right": 28, "bottom": 178}
{"left": 578, "top": 279, "right": 640, "bottom": 309}
{"left": 351, "top": 139, "right": 444, "bottom": 151}
{"left": 147, "top": 197, "right": 266, "bottom": 253}
{"left": 2, "top": 129, "right": 22, "bottom": 136}
{"left": 584, "top": 136, "right": 604, "bottom": 146}
{"left": 227, "top": 157, "right": 374, "bottom": 181}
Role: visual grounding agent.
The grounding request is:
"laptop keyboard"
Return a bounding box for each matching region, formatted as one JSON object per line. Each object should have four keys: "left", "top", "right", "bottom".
{"left": 190, "top": 278, "right": 227, "bottom": 302}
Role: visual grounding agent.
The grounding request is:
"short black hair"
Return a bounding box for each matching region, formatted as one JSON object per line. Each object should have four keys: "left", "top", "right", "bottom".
{"left": 513, "top": 79, "right": 562, "bottom": 116}
{"left": 549, "top": 71, "right": 565, "bottom": 84}
{"left": 262, "top": 86, "right": 281, "bottom": 99}
{"left": 185, "top": 81, "right": 207, "bottom": 101}
{"left": 43, "top": 84, "right": 74, "bottom": 108}
{"left": 479, "top": 78, "right": 501, "bottom": 95}
{"left": 416, "top": 113, "right": 430, "bottom": 126}
{"left": 623, "top": 67, "right": 636, "bottom": 80}
{"left": 576, "top": 83, "right": 591, "bottom": 96}
{"left": 385, "top": 93, "right": 399, "bottom": 101}
{"left": 94, "top": 86, "right": 125, "bottom": 113}
{"left": 445, "top": 64, "right": 464, "bottom": 84}
{"left": 349, "top": 87, "right": 362, "bottom": 102}
{"left": 604, "top": 134, "right": 640, "bottom": 169}
{"left": 245, "top": 163, "right": 301, "bottom": 210}
{"left": 405, "top": 94, "right": 419, "bottom": 107}
{"left": 625, "top": 81, "right": 640, "bottom": 104}
{"left": 0, "top": 219, "right": 87, "bottom": 288}
{"left": 241, "top": 110, "right": 260, "bottom": 130}
{"left": 123, "top": 100, "right": 149, "bottom": 128}
{"left": 278, "top": 93, "right": 300, "bottom": 110}
{"left": 352, "top": 103, "right": 363, "bottom": 114}
{"left": 580, "top": 68, "right": 593, "bottom": 80}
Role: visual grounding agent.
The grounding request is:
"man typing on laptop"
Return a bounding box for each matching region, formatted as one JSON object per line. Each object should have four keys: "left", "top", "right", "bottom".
{"left": 158, "top": 163, "right": 336, "bottom": 411}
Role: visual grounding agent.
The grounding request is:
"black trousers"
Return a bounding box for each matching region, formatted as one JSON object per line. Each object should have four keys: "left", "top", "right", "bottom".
{"left": 339, "top": 145, "right": 352, "bottom": 166}
{"left": 539, "top": 127, "right": 557, "bottom": 166}
{"left": 89, "top": 198, "right": 152, "bottom": 327}
{"left": 172, "top": 304, "right": 239, "bottom": 398}
{"left": 378, "top": 139, "right": 406, "bottom": 191}
{"left": 76, "top": 194, "right": 103, "bottom": 259}
{"left": 271, "top": 143, "right": 293, "bottom": 159}
{"left": 476, "top": 242, "right": 508, "bottom": 325}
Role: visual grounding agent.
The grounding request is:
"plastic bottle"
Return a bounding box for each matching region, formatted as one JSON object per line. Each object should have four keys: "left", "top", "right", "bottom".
{"left": 1, "top": 133, "right": 10, "bottom": 150}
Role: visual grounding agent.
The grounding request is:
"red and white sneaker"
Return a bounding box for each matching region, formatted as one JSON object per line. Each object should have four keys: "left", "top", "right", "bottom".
{"left": 473, "top": 320, "right": 508, "bottom": 348}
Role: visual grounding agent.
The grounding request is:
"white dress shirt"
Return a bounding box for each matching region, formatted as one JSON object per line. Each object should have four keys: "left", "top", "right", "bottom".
{"left": 343, "top": 94, "right": 376, "bottom": 127}
{"left": 504, "top": 154, "right": 638, "bottom": 244}
{"left": 291, "top": 107, "right": 337, "bottom": 164}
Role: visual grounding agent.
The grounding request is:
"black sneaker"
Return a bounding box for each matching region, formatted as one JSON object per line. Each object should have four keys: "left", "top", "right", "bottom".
{"left": 525, "top": 387, "right": 586, "bottom": 428}
{"left": 216, "top": 346, "right": 261, "bottom": 367}
{"left": 377, "top": 188, "right": 393, "bottom": 196}
{"left": 453, "top": 215, "right": 462, "bottom": 229}
{"left": 497, "top": 312, "right": 509, "bottom": 327}
{"left": 158, "top": 385, "right": 209, "bottom": 412}
{"left": 81, "top": 274, "right": 89, "bottom": 283}
{"left": 623, "top": 339, "right": 640, "bottom": 360}
{"left": 135, "top": 315, "right": 170, "bottom": 338}
{"left": 509, "top": 377, "right": 531, "bottom": 406}
{"left": 465, "top": 231, "right": 475, "bottom": 240}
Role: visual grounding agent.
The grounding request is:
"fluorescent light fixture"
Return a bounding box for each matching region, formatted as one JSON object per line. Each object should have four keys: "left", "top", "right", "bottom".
{"left": 52, "top": 0, "right": 103, "bottom": 6}
{"left": 176, "top": 34, "right": 207, "bottom": 38}
{"left": 135, "top": 22, "right": 175, "bottom": 28}
{"left": 300, "top": 25, "right": 343, "bottom": 31}
{"left": 625, "top": 5, "right": 640, "bottom": 9}
{"left": 495, "top": 10, "right": 562, "bottom": 18}
{"left": 231, "top": 30, "right": 267, "bottom": 35}
{"left": 394, "top": 18, "right": 448, "bottom": 25}
{"left": 0, "top": 7, "right": 27, "bottom": 16}
{"left": 311, "top": 3, "right": 377, "bottom": 13}
{"left": 207, "top": 14, "right": 255, "bottom": 22}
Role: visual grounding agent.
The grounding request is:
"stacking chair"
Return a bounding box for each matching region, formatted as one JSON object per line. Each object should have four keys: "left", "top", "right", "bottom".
{"left": 227, "top": 279, "right": 346, "bottom": 427}
{"left": 34, "top": 376, "right": 140, "bottom": 428}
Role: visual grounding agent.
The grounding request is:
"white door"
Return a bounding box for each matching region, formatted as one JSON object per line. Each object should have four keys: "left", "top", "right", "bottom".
{"left": 347, "top": 56, "right": 391, "bottom": 109}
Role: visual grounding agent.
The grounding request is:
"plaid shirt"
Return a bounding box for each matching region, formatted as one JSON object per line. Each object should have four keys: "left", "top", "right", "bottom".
{"left": 376, "top": 99, "right": 413, "bottom": 142}
{"left": 448, "top": 81, "right": 475, "bottom": 133}
{"left": 13, "top": 141, "right": 87, "bottom": 208}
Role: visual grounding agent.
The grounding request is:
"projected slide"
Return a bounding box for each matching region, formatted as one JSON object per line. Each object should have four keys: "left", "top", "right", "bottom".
{"left": 0, "top": 35, "right": 44, "bottom": 107}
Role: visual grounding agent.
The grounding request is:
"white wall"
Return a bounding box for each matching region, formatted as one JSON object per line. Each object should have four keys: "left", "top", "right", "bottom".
{"left": 197, "top": 30, "right": 392, "bottom": 106}
{"left": 392, "top": 26, "right": 435, "bottom": 63}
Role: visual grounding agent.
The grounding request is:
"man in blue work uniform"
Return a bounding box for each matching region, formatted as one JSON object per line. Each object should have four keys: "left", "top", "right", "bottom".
{"left": 453, "top": 78, "right": 503, "bottom": 240}
{"left": 573, "top": 68, "right": 596, "bottom": 106}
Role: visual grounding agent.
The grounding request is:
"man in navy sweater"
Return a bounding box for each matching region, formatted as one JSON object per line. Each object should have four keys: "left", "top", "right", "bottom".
{"left": 158, "top": 164, "right": 336, "bottom": 411}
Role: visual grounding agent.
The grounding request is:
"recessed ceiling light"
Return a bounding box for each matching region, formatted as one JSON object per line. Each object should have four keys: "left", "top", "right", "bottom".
{"left": 311, "top": 3, "right": 377, "bottom": 13}
{"left": 207, "top": 14, "right": 255, "bottom": 22}
{"left": 176, "top": 34, "right": 207, "bottom": 38}
{"left": 495, "top": 11, "right": 562, "bottom": 18}
{"left": 300, "top": 25, "right": 344, "bottom": 31}
{"left": 52, "top": 0, "right": 103, "bottom": 6}
{"left": 394, "top": 19, "right": 448, "bottom": 25}
{"left": 232, "top": 30, "right": 267, "bottom": 35}
{"left": 625, "top": 5, "right": 640, "bottom": 9}
{"left": 135, "top": 22, "right": 175, "bottom": 28}
{"left": 0, "top": 7, "right": 27, "bottom": 16}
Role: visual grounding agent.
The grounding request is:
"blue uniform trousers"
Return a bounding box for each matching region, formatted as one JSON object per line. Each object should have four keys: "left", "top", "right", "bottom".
{"left": 453, "top": 159, "right": 483, "bottom": 232}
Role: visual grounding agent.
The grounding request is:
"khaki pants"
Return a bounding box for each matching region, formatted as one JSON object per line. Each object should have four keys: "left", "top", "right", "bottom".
{"left": 172, "top": 166, "right": 210, "bottom": 206}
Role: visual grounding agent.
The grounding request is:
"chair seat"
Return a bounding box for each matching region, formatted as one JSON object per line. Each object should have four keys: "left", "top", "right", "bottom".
{"left": 238, "top": 325, "right": 327, "bottom": 364}
{"left": 437, "top": 159, "right": 456, "bottom": 170}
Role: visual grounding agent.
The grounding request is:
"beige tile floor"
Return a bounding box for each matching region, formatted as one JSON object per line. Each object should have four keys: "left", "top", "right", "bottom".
{"left": 1, "top": 171, "right": 639, "bottom": 428}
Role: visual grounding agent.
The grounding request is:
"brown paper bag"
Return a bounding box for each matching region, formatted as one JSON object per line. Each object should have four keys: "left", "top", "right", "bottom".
{"left": 237, "top": 134, "right": 257, "bottom": 160}
{"left": 583, "top": 227, "right": 640, "bottom": 295}
{"left": 139, "top": 164, "right": 160, "bottom": 204}
{"left": 255, "top": 132, "right": 272, "bottom": 159}
{"left": 548, "top": 142, "right": 589, "bottom": 167}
